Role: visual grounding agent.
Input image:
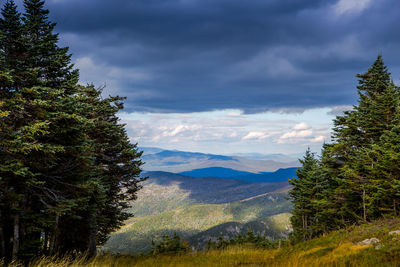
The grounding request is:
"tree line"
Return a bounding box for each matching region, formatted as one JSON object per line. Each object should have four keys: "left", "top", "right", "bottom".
{"left": 0, "top": 0, "right": 143, "bottom": 264}
{"left": 205, "top": 230, "right": 285, "bottom": 250}
{"left": 289, "top": 55, "right": 400, "bottom": 241}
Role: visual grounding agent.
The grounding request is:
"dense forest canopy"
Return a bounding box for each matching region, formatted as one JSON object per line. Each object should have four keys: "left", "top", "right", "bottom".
{"left": 290, "top": 55, "right": 400, "bottom": 241}
{"left": 0, "top": 0, "right": 143, "bottom": 264}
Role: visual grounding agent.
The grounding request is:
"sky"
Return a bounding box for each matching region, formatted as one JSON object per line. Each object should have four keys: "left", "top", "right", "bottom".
{"left": 10, "top": 0, "right": 400, "bottom": 154}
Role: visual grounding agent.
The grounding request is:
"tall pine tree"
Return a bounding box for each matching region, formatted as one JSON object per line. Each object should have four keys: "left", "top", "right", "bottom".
{"left": 0, "top": 0, "right": 144, "bottom": 262}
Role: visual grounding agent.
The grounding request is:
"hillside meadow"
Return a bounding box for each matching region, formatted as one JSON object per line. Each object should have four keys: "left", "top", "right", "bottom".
{"left": 7, "top": 217, "right": 400, "bottom": 267}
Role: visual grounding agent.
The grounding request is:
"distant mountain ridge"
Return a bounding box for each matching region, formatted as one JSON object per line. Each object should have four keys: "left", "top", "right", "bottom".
{"left": 179, "top": 167, "right": 255, "bottom": 178}
{"left": 140, "top": 147, "right": 300, "bottom": 173}
{"left": 179, "top": 167, "right": 298, "bottom": 183}
{"left": 229, "top": 152, "right": 301, "bottom": 163}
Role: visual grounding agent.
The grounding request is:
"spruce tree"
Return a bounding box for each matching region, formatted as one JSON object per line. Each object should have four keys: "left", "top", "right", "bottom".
{"left": 289, "top": 149, "right": 319, "bottom": 241}
{"left": 22, "top": 0, "right": 78, "bottom": 90}
{"left": 331, "top": 56, "right": 399, "bottom": 223}
{"left": 0, "top": 0, "right": 143, "bottom": 262}
{"left": 0, "top": 0, "right": 26, "bottom": 89}
{"left": 290, "top": 56, "right": 400, "bottom": 243}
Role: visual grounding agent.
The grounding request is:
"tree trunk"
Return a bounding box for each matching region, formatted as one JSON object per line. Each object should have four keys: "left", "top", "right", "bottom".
{"left": 49, "top": 214, "right": 59, "bottom": 256}
{"left": 12, "top": 214, "right": 19, "bottom": 261}
{"left": 0, "top": 226, "right": 5, "bottom": 259}
{"left": 88, "top": 209, "right": 97, "bottom": 258}
{"left": 305, "top": 215, "right": 308, "bottom": 229}
{"left": 88, "top": 226, "right": 97, "bottom": 258}
{"left": 362, "top": 189, "right": 367, "bottom": 222}
{"left": 394, "top": 199, "right": 397, "bottom": 217}
{"left": 3, "top": 214, "right": 13, "bottom": 265}
{"left": 43, "top": 231, "right": 49, "bottom": 255}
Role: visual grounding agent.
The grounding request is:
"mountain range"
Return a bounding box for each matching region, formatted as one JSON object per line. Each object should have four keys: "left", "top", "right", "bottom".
{"left": 179, "top": 167, "right": 298, "bottom": 182}
{"left": 140, "top": 147, "right": 300, "bottom": 173}
{"left": 103, "top": 148, "right": 300, "bottom": 254}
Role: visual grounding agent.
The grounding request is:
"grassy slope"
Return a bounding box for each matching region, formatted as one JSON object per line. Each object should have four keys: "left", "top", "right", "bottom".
{"left": 28, "top": 218, "right": 400, "bottom": 267}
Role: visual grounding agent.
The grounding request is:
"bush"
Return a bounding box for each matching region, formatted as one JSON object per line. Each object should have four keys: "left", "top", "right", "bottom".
{"left": 150, "top": 233, "right": 190, "bottom": 255}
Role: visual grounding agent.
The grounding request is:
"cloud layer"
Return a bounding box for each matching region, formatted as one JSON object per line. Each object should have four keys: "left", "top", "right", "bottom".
{"left": 7, "top": 0, "right": 399, "bottom": 153}
{"left": 33, "top": 0, "right": 400, "bottom": 113}
{"left": 119, "top": 108, "right": 335, "bottom": 154}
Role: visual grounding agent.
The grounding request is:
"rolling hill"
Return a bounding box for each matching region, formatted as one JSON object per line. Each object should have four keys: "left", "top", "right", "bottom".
{"left": 103, "top": 171, "right": 293, "bottom": 254}
{"left": 104, "top": 195, "right": 292, "bottom": 254}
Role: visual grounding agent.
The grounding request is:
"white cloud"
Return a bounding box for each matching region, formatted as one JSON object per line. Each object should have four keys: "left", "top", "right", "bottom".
{"left": 280, "top": 130, "right": 313, "bottom": 140}
{"left": 311, "top": 136, "right": 326, "bottom": 143}
{"left": 118, "top": 108, "right": 334, "bottom": 154}
{"left": 293, "top": 122, "right": 311, "bottom": 131}
{"left": 242, "top": 131, "right": 270, "bottom": 140}
{"left": 277, "top": 120, "right": 331, "bottom": 145}
{"left": 162, "top": 124, "right": 202, "bottom": 137}
{"left": 334, "top": 0, "right": 372, "bottom": 16}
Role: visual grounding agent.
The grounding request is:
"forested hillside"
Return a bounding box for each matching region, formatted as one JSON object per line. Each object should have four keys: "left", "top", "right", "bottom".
{"left": 104, "top": 172, "right": 292, "bottom": 253}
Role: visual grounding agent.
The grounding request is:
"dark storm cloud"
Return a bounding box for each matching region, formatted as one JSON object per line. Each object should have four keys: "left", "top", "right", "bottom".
{"left": 39, "top": 0, "right": 400, "bottom": 113}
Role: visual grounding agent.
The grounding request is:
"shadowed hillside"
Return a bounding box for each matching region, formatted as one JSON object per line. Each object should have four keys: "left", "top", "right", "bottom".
{"left": 135, "top": 171, "right": 291, "bottom": 207}
{"left": 104, "top": 171, "right": 292, "bottom": 254}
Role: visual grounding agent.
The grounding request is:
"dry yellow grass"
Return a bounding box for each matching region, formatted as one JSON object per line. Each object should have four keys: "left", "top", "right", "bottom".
{"left": 4, "top": 244, "right": 393, "bottom": 267}
{"left": 6, "top": 218, "right": 400, "bottom": 267}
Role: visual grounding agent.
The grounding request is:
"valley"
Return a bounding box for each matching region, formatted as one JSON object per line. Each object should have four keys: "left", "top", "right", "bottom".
{"left": 103, "top": 148, "right": 298, "bottom": 254}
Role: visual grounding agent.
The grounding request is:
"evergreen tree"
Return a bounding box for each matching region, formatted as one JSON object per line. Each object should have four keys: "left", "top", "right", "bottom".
{"left": 331, "top": 56, "right": 399, "bottom": 224}
{"left": 0, "top": 0, "right": 143, "bottom": 262}
{"left": 290, "top": 56, "right": 400, "bottom": 243}
{"left": 151, "top": 233, "right": 189, "bottom": 255}
{"left": 289, "top": 149, "right": 319, "bottom": 241}
{"left": 0, "top": 0, "right": 26, "bottom": 89}
{"left": 22, "top": 0, "right": 78, "bottom": 90}
{"left": 55, "top": 85, "right": 143, "bottom": 257}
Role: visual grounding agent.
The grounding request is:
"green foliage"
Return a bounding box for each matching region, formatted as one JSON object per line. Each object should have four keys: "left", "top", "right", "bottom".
{"left": 290, "top": 55, "right": 400, "bottom": 243}
{"left": 0, "top": 0, "right": 143, "bottom": 263}
{"left": 150, "top": 233, "right": 190, "bottom": 255}
{"left": 104, "top": 192, "right": 291, "bottom": 254}
{"left": 205, "top": 230, "right": 281, "bottom": 250}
